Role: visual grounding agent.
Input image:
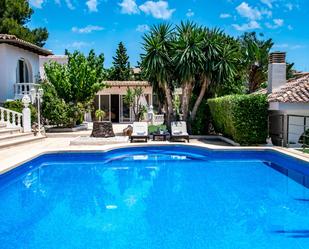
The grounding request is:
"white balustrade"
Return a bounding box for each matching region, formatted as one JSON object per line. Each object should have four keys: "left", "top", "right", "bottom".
{"left": 0, "top": 107, "right": 23, "bottom": 129}
{"left": 14, "top": 83, "right": 40, "bottom": 99}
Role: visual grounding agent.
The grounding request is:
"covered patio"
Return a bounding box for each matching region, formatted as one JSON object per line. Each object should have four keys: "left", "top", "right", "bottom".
{"left": 94, "top": 81, "right": 153, "bottom": 123}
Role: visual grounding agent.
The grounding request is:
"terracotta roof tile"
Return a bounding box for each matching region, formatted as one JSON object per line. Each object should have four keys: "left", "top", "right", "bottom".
{"left": 0, "top": 34, "right": 53, "bottom": 56}
{"left": 268, "top": 74, "right": 309, "bottom": 103}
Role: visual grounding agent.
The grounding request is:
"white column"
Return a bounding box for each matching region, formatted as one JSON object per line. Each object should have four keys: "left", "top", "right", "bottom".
{"left": 22, "top": 108, "right": 31, "bottom": 132}
{"left": 22, "top": 95, "right": 31, "bottom": 133}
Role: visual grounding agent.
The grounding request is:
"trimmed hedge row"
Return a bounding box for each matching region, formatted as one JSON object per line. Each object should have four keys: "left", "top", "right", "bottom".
{"left": 208, "top": 94, "right": 268, "bottom": 145}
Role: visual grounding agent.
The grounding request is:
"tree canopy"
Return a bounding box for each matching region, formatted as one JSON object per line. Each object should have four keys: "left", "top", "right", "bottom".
{"left": 141, "top": 22, "right": 241, "bottom": 126}
{"left": 108, "top": 42, "right": 132, "bottom": 80}
{"left": 43, "top": 50, "right": 107, "bottom": 127}
{"left": 0, "top": 0, "right": 48, "bottom": 46}
{"left": 141, "top": 23, "right": 296, "bottom": 130}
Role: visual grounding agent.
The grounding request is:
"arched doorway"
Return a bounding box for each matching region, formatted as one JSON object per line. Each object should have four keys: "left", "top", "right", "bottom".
{"left": 16, "top": 58, "right": 32, "bottom": 83}
{"left": 15, "top": 58, "right": 34, "bottom": 97}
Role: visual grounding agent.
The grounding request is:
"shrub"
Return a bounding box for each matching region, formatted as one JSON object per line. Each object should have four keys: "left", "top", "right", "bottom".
{"left": 41, "top": 83, "right": 70, "bottom": 127}
{"left": 3, "top": 100, "right": 37, "bottom": 124}
{"left": 148, "top": 125, "right": 167, "bottom": 134}
{"left": 208, "top": 94, "right": 268, "bottom": 145}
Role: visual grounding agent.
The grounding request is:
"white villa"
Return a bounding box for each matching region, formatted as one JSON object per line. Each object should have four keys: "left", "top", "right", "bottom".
{"left": 0, "top": 34, "right": 53, "bottom": 103}
{"left": 0, "top": 34, "right": 156, "bottom": 124}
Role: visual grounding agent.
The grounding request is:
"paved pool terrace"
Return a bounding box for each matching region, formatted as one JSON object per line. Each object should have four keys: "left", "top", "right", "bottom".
{"left": 0, "top": 136, "right": 308, "bottom": 175}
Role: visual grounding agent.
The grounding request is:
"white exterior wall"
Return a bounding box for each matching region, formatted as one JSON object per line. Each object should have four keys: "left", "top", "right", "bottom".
{"left": 0, "top": 44, "right": 40, "bottom": 103}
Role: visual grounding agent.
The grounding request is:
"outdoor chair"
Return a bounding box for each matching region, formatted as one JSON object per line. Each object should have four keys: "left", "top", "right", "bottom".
{"left": 130, "top": 122, "right": 149, "bottom": 143}
{"left": 170, "top": 121, "right": 190, "bottom": 143}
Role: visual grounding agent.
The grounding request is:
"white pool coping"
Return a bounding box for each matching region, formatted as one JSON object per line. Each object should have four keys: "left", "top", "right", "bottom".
{"left": 0, "top": 138, "right": 309, "bottom": 175}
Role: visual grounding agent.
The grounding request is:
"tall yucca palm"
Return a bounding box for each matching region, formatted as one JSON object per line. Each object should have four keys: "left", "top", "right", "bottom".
{"left": 190, "top": 28, "right": 239, "bottom": 122}
{"left": 172, "top": 22, "right": 204, "bottom": 121}
{"left": 140, "top": 23, "right": 174, "bottom": 125}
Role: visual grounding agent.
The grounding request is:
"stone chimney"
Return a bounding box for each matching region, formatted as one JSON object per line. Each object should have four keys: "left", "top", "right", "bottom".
{"left": 267, "top": 52, "right": 286, "bottom": 93}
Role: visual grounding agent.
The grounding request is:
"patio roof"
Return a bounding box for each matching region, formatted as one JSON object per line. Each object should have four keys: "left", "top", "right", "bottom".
{"left": 268, "top": 73, "right": 309, "bottom": 103}
{"left": 0, "top": 34, "right": 53, "bottom": 56}
{"left": 104, "top": 81, "right": 150, "bottom": 87}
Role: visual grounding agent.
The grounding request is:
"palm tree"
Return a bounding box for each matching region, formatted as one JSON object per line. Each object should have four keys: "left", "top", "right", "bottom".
{"left": 141, "top": 24, "right": 174, "bottom": 125}
{"left": 190, "top": 28, "right": 239, "bottom": 122}
{"left": 172, "top": 22, "right": 204, "bottom": 121}
{"left": 239, "top": 32, "right": 274, "bottom": 93}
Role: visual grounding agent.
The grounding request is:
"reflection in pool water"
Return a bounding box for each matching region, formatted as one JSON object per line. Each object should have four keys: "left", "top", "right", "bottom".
{"left": 0, "top": 146, "right": 309, "bottom": 249}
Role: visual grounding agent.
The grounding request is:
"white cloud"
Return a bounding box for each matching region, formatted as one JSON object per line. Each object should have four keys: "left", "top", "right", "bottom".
{"left": 261, "top": 0, "right": 273, "bottom": 8}
{"left": 86, "top": 0, "right": 98, "bottom": 12}
{"left": 220, "top": 13, "right": 232, "bottom": 19}
{"left": 29, "top": 0, "right": 44, "bottom": 8}
{"left": 68, "top": 41, "right": 93, "bottom": 49}
{"left": 72, "top": 25, "right": 104, "bottom": 34}
{"left": 273, "top": 43, "right": 289, "bottom": 49}
{"left": 291, "top": 45, "right": 304, "bottom": 50}
{"left": 136, "top": 24, "right": 150, "bottom": 32}
{"left": 236, "top": 2, "right": 262, "bottom": 20}
{"left": 285, "top": 3, "right": 293, "bottom": 11}
{"left": 186, "top": 9, "right": 194, "bottom": 17}
{"left": 273, "top": 44, "right": 305, "bottom": 50}
{"left": 139, "top": 1, "right": 175, "bottom": 20}
{"left": 232, "top": 20, "right": 261, "bottom": 31}
{"left": 119, "top": 0, "right": 139, "bottom": 14}
{"left": 265, "top": 18, "right": 284, "bottom": 29}
{"left": 65, "top": 0, "right": 74, "bottom": 10}
{"left": 274, "top": 18, "right": 283, "bottom": 26}
{"left": 236, "top": 2, "right": 271, "bottom": 21}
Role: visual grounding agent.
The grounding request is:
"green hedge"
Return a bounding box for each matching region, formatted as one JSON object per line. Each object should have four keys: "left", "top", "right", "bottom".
{"left": 208, "top": 94, "right": 268, "bottom": 145}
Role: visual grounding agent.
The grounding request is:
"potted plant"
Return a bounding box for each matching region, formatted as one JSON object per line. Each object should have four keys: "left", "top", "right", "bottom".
{"left": 95, "top": 109, "right": 106, "bottom": 121}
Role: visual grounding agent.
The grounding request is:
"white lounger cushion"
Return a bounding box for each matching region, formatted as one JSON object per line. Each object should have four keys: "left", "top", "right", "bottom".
{"left": 132, "top": 122, "right": 148, "bottom": 136}
{"left": 171, "top": 122, "right": 188, "bottom": 136}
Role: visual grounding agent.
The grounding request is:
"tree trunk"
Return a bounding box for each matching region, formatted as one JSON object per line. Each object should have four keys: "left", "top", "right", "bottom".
{"left": 181, "top": 81, "right": 191, "bottom": 122}
{"left": 190, "top": 76, "right": 209, "bottom": 122}
{"left": 163, "top": 83, "right": 173, "bottom": 128}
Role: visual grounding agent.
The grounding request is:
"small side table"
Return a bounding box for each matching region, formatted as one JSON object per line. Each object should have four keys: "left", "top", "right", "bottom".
{"left": 153, "top": 132, "right": 170, "bottom": 141}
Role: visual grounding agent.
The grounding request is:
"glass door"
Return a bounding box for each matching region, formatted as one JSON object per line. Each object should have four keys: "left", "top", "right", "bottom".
{"left": 120, "top": 95, "right": 132, "bottom": 123}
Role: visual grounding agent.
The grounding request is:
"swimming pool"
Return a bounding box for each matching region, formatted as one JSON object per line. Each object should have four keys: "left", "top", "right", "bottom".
{"left": 0, "top": 145, "right": 308, "bottom": 249}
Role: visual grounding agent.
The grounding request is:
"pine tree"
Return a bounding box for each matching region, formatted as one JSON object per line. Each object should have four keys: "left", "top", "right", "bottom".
{"left": 0, "top": 0, "right": 49, "bottom": 47}
{"left": 109, "top": 42, "right": 131, "bottom": 80}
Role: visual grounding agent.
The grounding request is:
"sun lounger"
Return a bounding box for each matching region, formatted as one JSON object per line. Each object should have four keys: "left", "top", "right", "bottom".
{"left": 130, "top": 122, "right": 149, "bottom": 143}
{"left": 170, "top": 121, "right": 190, "bottom": 143}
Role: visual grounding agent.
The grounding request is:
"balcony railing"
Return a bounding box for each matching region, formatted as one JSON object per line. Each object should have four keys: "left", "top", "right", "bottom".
{"left": 14, "top": 83, "right": 40, "bottom": 99}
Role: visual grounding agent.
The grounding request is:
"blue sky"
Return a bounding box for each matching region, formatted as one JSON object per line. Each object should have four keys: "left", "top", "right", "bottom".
{"left": 28, "top": 0, "right": 309, "bottom": 71}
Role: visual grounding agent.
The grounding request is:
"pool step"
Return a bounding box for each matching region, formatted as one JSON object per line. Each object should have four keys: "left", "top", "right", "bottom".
{"left": 0, "top": 135, "right": 45, "bottom": 149}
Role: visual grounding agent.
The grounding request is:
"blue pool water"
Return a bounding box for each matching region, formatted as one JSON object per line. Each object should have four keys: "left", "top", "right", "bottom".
{"left": 0, "top": 145, "right": 309, "bottom": 249}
